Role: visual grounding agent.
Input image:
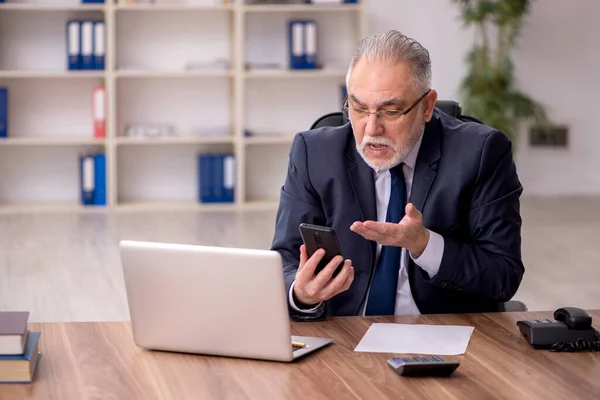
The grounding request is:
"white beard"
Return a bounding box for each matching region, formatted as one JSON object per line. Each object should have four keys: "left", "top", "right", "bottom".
{"left": 355, "top": 113, "right": 424, "bottom": 172}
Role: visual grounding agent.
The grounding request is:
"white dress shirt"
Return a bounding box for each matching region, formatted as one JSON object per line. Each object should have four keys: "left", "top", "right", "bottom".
{"left": 289, "top": 136, "right": 445, "bottom": 315}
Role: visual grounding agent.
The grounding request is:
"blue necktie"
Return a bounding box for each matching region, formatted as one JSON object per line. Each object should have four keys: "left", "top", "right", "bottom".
{"left": 365, "top": 164, "right": 406, "bottom": 316}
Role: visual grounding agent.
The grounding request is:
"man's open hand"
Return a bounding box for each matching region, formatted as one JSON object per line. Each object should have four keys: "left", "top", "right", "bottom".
{"left": 350, "top": 203, "right": 430, "bottom": 257}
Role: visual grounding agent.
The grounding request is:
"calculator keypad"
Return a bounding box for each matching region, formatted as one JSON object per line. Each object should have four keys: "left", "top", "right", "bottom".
{"left": 392, "top": 356, "right": 446, "bottom": 364}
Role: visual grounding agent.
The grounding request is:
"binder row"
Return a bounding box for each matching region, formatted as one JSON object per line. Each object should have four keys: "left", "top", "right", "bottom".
{"left": 198, "top": 153, "right": 236, "bottom": 203}
{"left": 78, "top": 154, "right": 237, "bottom": 206}
{"left": 288, "top": 19, "right": 318, "bottom": 69}
{"left": 79, "top": 153, "right": 106, "bottom": 206}
{"left": 67, "top": 19, "right": 105, "bottom": 70}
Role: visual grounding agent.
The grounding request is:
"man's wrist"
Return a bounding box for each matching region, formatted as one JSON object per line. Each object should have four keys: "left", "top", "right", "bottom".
{"left": 410, "top": 229, "right": 444, "bottom": 279}
{"left": 292, "top": 289, "right": 319, "bottom": 309}
{"left": 289, "top": 281, "right": 322, "bottom": 313}
{"left": 411, "top": 228, "right": 430, "bottom": 258}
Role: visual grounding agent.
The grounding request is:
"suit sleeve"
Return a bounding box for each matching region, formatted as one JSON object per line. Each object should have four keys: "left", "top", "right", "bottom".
{"left": 425, "top": 130, "right": 525, "bottom": 302}
{"left": 270, "top": 133, "right": 327, "bottom": 321}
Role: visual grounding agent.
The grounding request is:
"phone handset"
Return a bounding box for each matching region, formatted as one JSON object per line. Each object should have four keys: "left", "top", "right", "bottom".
{"left": 553, "top": 307, "right": 593, "bottom": 330}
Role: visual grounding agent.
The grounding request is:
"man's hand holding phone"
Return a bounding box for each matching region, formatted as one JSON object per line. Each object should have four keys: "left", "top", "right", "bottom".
{"left": 292, "top": 244, "right": 354, "bottom": 307}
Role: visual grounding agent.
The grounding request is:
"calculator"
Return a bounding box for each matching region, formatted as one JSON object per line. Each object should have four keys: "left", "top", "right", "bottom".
{"left": 387, "top": 356, "right": 460, "bottom": 377}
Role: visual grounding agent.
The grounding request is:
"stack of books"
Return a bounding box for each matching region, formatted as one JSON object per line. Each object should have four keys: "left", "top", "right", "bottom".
{"left": 0, "top": 311, "right": 41, "bottom": 384}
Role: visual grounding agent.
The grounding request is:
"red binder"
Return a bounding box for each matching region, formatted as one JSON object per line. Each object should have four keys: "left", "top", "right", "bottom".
{"left": 93, "top": 86, "right": 105, "bottom": 138}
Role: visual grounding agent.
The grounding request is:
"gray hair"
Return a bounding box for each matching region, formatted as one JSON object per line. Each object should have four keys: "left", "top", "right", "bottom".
{"left": 346, "top": 30, "right": 432, "bottom": 93}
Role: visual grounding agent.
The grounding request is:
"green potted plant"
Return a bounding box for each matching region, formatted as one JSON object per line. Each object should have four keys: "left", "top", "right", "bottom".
{"left": 452, "top": 0, "right": 551, "bottom": 145}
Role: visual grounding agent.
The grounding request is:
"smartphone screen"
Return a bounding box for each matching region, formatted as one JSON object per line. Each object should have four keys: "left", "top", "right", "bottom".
{"left": 298, "top": 223, "right": 344, "bottom": 277}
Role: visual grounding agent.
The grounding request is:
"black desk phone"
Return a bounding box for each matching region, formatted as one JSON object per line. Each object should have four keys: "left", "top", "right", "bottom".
{"left": 517, "top": 307, "right": 600, "bottom": 352}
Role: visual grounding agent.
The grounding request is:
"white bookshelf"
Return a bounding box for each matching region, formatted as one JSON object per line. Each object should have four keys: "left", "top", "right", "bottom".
{"left": 0, "top": 0, "right": 366, "bottom": 213}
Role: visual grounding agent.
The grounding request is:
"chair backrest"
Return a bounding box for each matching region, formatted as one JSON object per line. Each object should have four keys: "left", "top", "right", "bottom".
{"left": 310, "top": 100, "right": 482, "bottom": 130}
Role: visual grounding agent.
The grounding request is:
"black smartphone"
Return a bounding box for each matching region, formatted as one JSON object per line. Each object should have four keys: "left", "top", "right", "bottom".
{"left": 298, "top": 223, "right": 344, "bottom": 277}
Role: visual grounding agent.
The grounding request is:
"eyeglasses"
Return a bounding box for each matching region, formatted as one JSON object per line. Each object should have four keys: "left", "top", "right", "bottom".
{"left": 342, "top": 89, "right": 431, "bottom": 123}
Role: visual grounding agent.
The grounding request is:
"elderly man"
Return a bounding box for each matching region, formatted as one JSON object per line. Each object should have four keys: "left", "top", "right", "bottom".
{"left": 270, "top": 30, "right": 524, "bottom": 320}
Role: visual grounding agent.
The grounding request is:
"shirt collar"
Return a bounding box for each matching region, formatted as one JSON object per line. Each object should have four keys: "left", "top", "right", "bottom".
{"left": 373, "top": 133, "right": 423, "bottom": 179}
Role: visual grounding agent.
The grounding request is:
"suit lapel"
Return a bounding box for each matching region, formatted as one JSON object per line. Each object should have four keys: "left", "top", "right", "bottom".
{"left": 409, "top": 113, "right": 442, "bottom": 213}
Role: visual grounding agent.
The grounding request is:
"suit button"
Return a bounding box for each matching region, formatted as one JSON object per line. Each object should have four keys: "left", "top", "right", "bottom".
{"left": 440, "top": 281, "right": 448, "bottom": 288}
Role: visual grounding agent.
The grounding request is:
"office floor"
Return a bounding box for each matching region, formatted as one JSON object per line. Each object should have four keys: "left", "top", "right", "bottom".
{"left": 0, "top": 196, "right": 599, "bottom": 322}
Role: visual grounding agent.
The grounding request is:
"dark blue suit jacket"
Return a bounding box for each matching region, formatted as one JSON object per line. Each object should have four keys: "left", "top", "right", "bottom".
{"left": 270, "top": 108, "right": 524, "bottom": 320}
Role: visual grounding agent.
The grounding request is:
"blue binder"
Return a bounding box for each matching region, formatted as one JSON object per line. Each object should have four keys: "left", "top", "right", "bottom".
{"left": 0, "top": 88, "right": 7, "bottom": 138}
{"left": 79, "top": 154, "right": 95, "bottom": 205}
{"left": 288, "top": 20, "right": 305, "bottom": 69}
{"left": 67, "top": 20, "right": 81, "bottom": 70}
{"left": 198, "top": 154, "right": 214, "bottom": 203}
{"left": 222, "top": 154, "right": 235, "bottom": 203}
{"left": 212, "top": 154, "right": 224, "bottom": 202}
{"left": 93, "top": 153, "right": 106, "bottom": 205}
{"left": 303, "top": 20, "right": 318, "bottom": 69}
{"left": 80, "top": 20, "right": 94, "bottom": 70}
{"left": 93, "top": 20, "right": 105, "bottom": 70}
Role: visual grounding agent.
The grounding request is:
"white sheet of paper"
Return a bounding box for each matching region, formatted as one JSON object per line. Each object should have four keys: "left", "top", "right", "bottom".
{"left": 354, "top": 323, "right": 475, "bottom": 355}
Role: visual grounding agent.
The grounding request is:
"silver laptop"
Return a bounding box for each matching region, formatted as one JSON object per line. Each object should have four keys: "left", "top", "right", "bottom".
{"left": 118, "top": 240, "right": 333, "bottom": 362}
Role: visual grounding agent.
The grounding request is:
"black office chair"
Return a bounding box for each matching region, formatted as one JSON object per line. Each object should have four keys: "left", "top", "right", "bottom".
{"left": 310, "top": 100, "right": 527, "bottom": 313}
{"left": 502, "top": 300, "right": 528, "bottom": 312}
{"left": 310, "top": 100, "right": 482, "bottom": 130}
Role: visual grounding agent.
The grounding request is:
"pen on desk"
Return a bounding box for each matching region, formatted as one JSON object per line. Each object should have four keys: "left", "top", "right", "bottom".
{"left": 292, "top": 341, "right": 306, "bottom": 348}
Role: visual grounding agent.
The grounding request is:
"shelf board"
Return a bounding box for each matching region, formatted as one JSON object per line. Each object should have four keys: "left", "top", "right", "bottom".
{"left": 244, "top": 68, "right": 347, "bottom": 79}
{"left": 0, "top": 70, "right": 105, "bottom": 79}
{"left": 244, "top": 136, "right": 294, "bottom": 145}
{"left": 0, "top": 137, "right": 106, "bottom": 146}
{"left": 115, "top": 69, "right": 232, "bottom": 78}
{"left": 114, "top": 3, "right": 234, "bottom": 11}
{"left": 243, "top": 3, "right": 361, "bottom": 13}
{"left": 115, "top": 200, "right": 236, "bottom": 212}
{"left": 0, "top": 202, "right": 106, "bottom": 215}
{"left": 0, "top": 3, "right": 106, "bottom": 11}
{"left": 116, "top": 136, "right": 234, "bottom": 145}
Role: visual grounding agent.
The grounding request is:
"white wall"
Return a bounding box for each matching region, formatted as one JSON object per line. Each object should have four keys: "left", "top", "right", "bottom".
{"left": 366, "top": 0, "right": 600, "bottom": 196}
{"left": 511, "top": 0, "right": 600, "bottom": 196}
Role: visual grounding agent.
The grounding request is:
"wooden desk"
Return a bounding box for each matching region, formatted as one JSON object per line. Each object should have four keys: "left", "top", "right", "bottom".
{"left": 1, "top": 311, "right": 599, "bottom": 400}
